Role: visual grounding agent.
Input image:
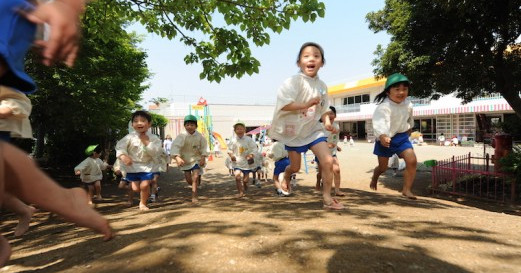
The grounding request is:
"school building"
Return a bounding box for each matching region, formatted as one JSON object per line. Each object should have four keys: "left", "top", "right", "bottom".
{"left": 328, "top": 77, "right": 516, "bottom": 142}
{"left": 150, "top": 76, "right": 515, "bottom": 144}
{"left": 149, "top": 101, "right": 274, "bottom": 141}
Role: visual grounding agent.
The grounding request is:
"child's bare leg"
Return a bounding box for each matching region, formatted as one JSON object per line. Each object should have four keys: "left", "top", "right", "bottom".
{"left": 371, "top": 156, "right": 390, "bottom": 190}
{"left": 184, "top": 171, "right": 193, "bottom": 186}
{"left": 138, "top": 180, "right": 151, "bottom": 210}
{"left": 0, "top": 235, "right": 11, "bottom": 267}
{"left": 315, "top": 165, "right": 322, "bottom": 191}
{"left": 234, "top": 170, "right": 244, "bottom": 197}
{"left": 126, "top": 186, "right": 134, "bottom": 207}
{"left": 3, "top": 193, "right": 36, "bottom": 236}
{"left": 2, "top": 142, "right": 113, "bottom": 240}
{"left": 94, "top": 181, "right": 102, "bottom": 199}
{"left": 399, "top": 149, "right": 417, "bottom": 199}
{"left": 243, "top": 172, "right": 249, "bottom": 191}
{"left": 283, "top": 151, "right": 301, "bottom": 192}
{"left": 333, "top": 158, "right": 345, "bottom": 196}
{"left": 87, "top": 185, "right": 95, "bottom": 205}
{"left": 311, "top": 142, "right": 338, "bottom": 207}
{"left": 191, "top": 170, "right": 200, "bottom": 203}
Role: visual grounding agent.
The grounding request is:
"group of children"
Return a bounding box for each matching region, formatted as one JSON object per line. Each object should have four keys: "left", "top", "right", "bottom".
{"left": 0, "top": 1, "right": 419, "bottom": 263}
{"left": 76, "top": 42, "right": 420, "bottom": 213}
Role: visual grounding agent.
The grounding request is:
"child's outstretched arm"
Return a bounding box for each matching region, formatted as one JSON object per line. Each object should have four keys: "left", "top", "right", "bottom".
{"left": 321, "top": 112, "right": 333, "bottom": 131}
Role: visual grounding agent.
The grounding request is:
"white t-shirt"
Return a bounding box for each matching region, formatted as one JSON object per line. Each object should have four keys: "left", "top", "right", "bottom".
{"left": 227, "top": 135, "right": 258, "bottom": 170}
{"left": 74, "top": 157, "right": 108, "bottom": 183}
{"left": 115, "top": 131, "right": 163, "bottom": 173}
{"left": 372, "top": 97, "right": 414, "bottom": 139}
{"left": 171, "top": 130, "right": 209, "bottom": 171}
{"left": 325, "top": 122, "right": 340, "bottom": 156}
{"left": 269, "top": 73, "right": 330, "bottom": 147}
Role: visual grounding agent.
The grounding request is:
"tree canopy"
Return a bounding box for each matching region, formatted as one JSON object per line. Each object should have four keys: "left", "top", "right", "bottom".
{"left": 27, "top": 2, "right": 151, "bottom": 163}
{"left": 105, "top": 0, "right": 325, "bottom": 82}
{"left": 366, "top": 0, "right": 521, "bottom": 118}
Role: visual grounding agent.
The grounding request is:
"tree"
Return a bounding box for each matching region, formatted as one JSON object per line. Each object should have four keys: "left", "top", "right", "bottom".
{"left": 27, "top": 2, "right": 150, "bottom": 163}
{"left": 105, "top": 0, "right": 325, "bottom": 82}
{"left": 366, "top": 0, "right": 521, "bottom": 119}
{"left": 149, "top": 97, "right": 169, "bottom": 106}
{"left": 150, "top": 112, "right": 169, "bottom": 138}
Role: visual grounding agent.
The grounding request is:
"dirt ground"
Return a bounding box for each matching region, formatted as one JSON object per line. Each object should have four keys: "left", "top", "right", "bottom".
{"left": 2, "top": 142, "right": 521, "bottom": 273}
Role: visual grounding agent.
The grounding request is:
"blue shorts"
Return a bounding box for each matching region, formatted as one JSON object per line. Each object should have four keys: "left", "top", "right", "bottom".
{"left": 233, "top": 168, "right": 252, "bottom": 175}
{"left": 274, "top": 157, "right": 290, "bottom": 176}
{"left": 373, "top": 132, "right": 413, "bottom": 158}
{"left": 285, "top": 137, "right": 327, "bottom": 154}
{"left": 0, "top": 131, "right": 11, "bottom": 142}
{"left": 183, "top": 164, "right": 201, "bottom": 172}
{"left": 126, "top": 172, "right": 155, "bottom": 182}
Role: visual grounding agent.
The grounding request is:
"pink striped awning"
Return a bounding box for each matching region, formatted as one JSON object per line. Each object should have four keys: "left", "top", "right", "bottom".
{"left": 336, "top": 103, "right": 513, "bottom": 121}
{"left": 413, "top": 103, "right": 513, "bottom": 116}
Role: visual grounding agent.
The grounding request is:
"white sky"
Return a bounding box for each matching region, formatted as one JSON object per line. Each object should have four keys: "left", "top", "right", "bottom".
{"left": 130, "top": 1, "right": 389, "bottom": 106}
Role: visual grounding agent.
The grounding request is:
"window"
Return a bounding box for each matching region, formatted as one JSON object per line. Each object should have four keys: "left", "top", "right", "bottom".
{"left": 344, "top": 94, "right": 370, "bottom": 106}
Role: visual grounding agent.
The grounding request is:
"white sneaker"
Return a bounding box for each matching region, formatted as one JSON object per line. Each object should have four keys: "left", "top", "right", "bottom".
{"left": 150, "top": 194, "right": 156, "bottom": 202}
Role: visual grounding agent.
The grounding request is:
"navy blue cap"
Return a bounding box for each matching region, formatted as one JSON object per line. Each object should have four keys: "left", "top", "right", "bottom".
{"left": 0, "top": 0, "right": 37, "bottom": 94}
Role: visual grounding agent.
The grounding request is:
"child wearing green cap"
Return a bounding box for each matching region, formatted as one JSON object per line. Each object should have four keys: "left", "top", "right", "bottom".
{"left": 74, "top": 144, "right": 109, "bottom": 206}
{"left": 371, "top": 73, "right": 417, "bottom": 200}
{"left": 171, "top": 114, "right": 208, "bottom": 203}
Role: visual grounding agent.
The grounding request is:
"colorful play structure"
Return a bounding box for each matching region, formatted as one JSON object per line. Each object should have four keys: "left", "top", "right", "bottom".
{"left": 189, "top": 97, "right": 227, "bottom": 160}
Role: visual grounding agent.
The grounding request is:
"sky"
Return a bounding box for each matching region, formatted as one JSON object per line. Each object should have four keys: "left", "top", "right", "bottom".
{"left": 131, "top": 1, "right": 390, "bottom": 106}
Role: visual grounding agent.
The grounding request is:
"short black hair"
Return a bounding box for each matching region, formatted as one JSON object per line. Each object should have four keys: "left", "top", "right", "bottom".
{"left": 329, "top": 106, "right": 336, "bottom": 115}
{"left": 184, "top": 120, "right": 198, "bottom": 127}
{"left": 297, "top": 42, "right": 325, "bottom": 65}
{"left": 131, "top": 110, "right": 152, "bottom": 123}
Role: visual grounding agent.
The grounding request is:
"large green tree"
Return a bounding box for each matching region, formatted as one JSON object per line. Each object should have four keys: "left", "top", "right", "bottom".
{"left": 107, "top": 0, "right": 325, "bottom": 82}
{"left": 367, "top": 0, "right": 521, "bottom": 118}
{"left": 27, "top": 2, "right": 150, "bottom": 163}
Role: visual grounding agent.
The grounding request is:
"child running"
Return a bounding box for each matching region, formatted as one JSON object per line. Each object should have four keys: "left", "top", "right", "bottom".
{"left": 269, "top": 42, "right": 343, "bottom": 210}
{"left": 267, "top": 139, "right": 291, "bottom": 197}
{"left": 370, "top": 73, "right": 418, "bottom": 199}
{"left": 227, "top": 121, "right": 257, "bottom": 198}
{"left": 74, "top": 144, "right": 109, "bottom": 205}
{"left": 315, "top": 106, "right": 345, "bottom": 196}
{"left": 116, "top": 110, "right": 163, "bottom": 211}
{"left": 171, "top": 114, "right": 208, "bottom": 203}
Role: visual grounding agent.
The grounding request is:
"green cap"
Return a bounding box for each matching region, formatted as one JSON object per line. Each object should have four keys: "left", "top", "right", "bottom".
{"left": 85, "top": 144, "right": 99, "bottom": 156}
{"left": 384, "top": 73, "right": 410, "bottom": 90}
{"left": 233, "top": 121, "right": 246, "bottom": 128}
{"left": 184, "top": 115, "right": 198, "bottom": 122}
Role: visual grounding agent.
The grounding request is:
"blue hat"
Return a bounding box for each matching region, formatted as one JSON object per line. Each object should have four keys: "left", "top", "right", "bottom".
{"left": 0, "top": 0, "right": 37, "bottom": 94}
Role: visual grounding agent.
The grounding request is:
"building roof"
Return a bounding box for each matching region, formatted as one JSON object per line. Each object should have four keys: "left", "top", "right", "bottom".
{"left": 328, "top": 76, "right": 386, "bottom": 95}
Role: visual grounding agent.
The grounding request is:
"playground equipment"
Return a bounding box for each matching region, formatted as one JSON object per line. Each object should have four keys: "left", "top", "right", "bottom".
{"left": 189, "top": 97, "right": 227, "bottom": 160}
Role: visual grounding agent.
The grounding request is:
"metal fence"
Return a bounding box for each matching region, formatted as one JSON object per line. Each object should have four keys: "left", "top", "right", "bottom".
{"left": 431, "top": 153, "right": 517, "bottom": 202}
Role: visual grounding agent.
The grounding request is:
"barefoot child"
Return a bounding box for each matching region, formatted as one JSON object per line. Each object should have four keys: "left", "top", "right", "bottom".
{"left": 370, "top": 73, "right": 418, "bottom": 199}
{"left": 116, "top": 111, "right": 163, "bottom": 211}
{"left": 227, "top": 121, "right": 257, "bottom": 198}
{"left": 267, "top": 139, "right": 291, "bottom": 197}
{"left": 171, "top": 115, "right": 208, "bottom": 203}
{"left": 74, "top": 144, "right": 109, "bottom": 205}
{"left": 315, "top": 106, "right": 345, "bottom": 196}
{"left": 0, "top": 142, "right": 114, "bottom": 267}
{"left": 269, "top": 42, "right": 343, "bottom": 210}
{"left": 0, "top": 0, "right": 112, "bottom": 266}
